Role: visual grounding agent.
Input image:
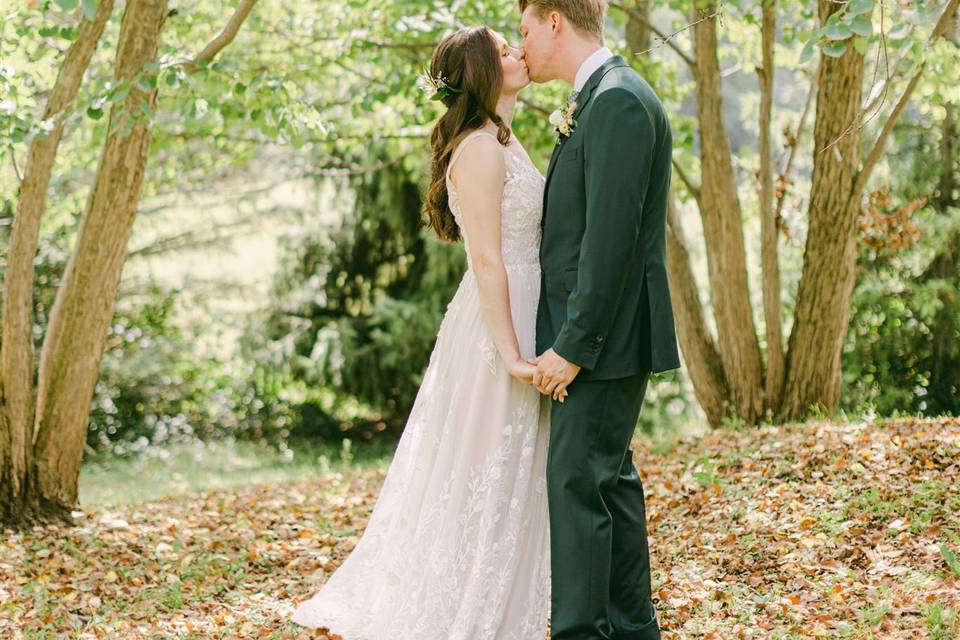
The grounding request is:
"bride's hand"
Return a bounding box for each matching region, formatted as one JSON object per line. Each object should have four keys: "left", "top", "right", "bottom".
{"left": 505, "top": 358, "right": 537, "bottom": 385}
{"left": 507, "top": 359, "right": 569, "bottom": 402}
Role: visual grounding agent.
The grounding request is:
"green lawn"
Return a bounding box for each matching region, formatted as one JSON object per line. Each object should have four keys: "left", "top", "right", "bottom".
{"left": 79, "top": 436, "right": 397, "bottom": 507}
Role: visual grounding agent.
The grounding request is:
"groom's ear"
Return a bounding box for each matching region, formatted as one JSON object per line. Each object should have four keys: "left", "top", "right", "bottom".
{"left": 548, "top": 10, "right": 563, "bottom": 35}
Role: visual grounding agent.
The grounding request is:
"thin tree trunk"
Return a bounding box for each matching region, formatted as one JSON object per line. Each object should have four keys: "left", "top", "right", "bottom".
{"left": 624, "top": 0, "right": 652, "bottom": 57}
{"left": 31, "top": 0, "right": 171, "bottom": 514}
{"left": 1, "top": 0, "right": 116, "bottom": 526}
{"left": 774, "top": 72, "right": 816, "bottom": 225}
{"left": 922, "top": 4, "right": 959, "bottom": 411}
{"left": 757, "top": 0, "right": 784, "bottom": 412}
{"left": 940, "top": 102, "right": 957, "bottom": 209}
{"left": 781, "top": 0, "right": 866, "bottom": 419}
{"left": 611, "top": 1, "right": 696, "bottom": 69}
{"left": 691, "top": 2, "right": 764, "bottom": 423}
{"left": 936, "top": 5, "right": 957, "bottom": 211}
{"left": 665, "top": 192, "right": 729, "bottom": 425}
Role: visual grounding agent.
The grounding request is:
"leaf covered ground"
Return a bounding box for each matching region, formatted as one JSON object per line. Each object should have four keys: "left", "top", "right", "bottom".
{"left": 2, "top": 416, "right": 959, "bottom": 639}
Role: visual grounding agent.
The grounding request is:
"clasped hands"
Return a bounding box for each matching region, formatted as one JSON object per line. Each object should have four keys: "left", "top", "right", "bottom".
{"left": 506, "top": 348, "right": 580, "bottom": 402}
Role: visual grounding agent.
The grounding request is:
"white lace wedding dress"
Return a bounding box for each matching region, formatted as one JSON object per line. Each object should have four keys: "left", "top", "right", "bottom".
{"left": 290, "top": 129, "right": 551, "bottom": 639}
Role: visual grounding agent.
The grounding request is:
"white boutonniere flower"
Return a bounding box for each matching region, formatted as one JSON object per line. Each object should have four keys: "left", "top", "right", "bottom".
{"left": 549, "top": 99, "right": 577, "bottom": 139}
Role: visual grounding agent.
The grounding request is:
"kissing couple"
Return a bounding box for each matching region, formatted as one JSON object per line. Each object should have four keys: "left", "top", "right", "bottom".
{"left": 291, "top": 1, "right": 680, "bottom": 638}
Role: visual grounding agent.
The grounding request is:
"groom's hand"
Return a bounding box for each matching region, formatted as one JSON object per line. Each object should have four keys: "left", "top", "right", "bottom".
{"left": 531, "top": 349, "right": 580, "bottom": 398}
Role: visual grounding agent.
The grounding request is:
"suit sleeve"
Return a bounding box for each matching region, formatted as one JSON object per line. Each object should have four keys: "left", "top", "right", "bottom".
{"left": 552, "top": 88, "right": 656, "bottom": 370}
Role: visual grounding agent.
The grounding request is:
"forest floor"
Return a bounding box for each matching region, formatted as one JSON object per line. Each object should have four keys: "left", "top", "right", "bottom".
{"left": 2, "top": 416, "right": 959, "bottom": 639}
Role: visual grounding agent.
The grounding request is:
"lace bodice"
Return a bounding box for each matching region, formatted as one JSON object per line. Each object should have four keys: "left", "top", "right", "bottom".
{"left": 446, "top": 131, "right": 545, "bottom": 269}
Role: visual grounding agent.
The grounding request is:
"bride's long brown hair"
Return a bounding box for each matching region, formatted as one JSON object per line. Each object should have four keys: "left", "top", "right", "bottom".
{"left": 422, "top": 27, "right": 512, "bottom": 243}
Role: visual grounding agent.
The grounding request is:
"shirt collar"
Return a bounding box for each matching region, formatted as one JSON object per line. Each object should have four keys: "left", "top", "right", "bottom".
{"left": 574, "top": 46, "right": 614, "bottom": 92}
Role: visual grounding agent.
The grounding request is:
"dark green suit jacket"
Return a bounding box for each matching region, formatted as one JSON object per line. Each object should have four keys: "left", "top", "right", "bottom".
{"left": 537, "top": 55, "right": 681, "bottom": 380}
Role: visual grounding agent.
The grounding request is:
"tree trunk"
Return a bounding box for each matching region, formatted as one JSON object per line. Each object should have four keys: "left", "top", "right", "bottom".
{"left": 921, "top": 4, "right": 959, "bottom": 411}
{"left": 30, "top": 0, "right": 170, "bottom": 520}
{"left": 758, "top": 0, "right": 784, "bottom": 412}
{"left": 618, "top": 0, "right": 953, "bottom": 426}
{"left": 691, "top": 3, "right": 765, "bottom": 423}
{"left": 781, "top": 0, "right": 866, "bottom": 419}
{"left": 2, "top": 0, "right": 259, "bottom": 528}
{"left": 1, "top": 0, "right": 116, "bottom": 527}
{"left": 665, "top": 193, "right": 729, "bottom": 425}
{"left": 625, "top": 0, "right": 652, "bottom": 55}
{"left": 937, "top": 6, "right": 957, "bottom": 211}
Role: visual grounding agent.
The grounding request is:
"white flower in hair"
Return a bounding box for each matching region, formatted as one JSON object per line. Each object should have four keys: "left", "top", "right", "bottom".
{"left": 416, "top": 68, "right": 463, "bottom": 101}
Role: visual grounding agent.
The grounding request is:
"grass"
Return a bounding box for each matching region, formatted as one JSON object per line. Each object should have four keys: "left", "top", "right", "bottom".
{"left": 79, "top": 436, "right": 397, "bottom": 507}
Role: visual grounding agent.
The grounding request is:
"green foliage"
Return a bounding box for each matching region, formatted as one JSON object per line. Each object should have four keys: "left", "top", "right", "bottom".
{"left": 924, "top": 601, "right": 959, "bottom": 640}
{"left": 843, "top": 102, "right": 960, "bottom": 417}
{"left": 90, "top": 288, "right": 295, "bottom": 455}
{"left": 256, "top": 142, "right": 465, "bottom": 433}
{"left": 941, "top": 544, "right": 960, "bottom": 578}
{"left": 0, "top": 211, "right": 293, "bottom": 456}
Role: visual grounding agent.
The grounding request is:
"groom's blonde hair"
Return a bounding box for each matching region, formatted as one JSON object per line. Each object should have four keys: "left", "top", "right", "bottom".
{"left": 518, "top": 0, "right": 607, "bottom": 41}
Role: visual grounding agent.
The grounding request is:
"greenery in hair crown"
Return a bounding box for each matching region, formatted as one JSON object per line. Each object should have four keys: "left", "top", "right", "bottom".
{"left": 416, "top": 68, "right": 463, "bottom": 101}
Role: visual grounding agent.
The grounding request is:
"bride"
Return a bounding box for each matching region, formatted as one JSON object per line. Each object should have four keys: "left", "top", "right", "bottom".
{"left": 290, "top": 26, "right": 561, "bottom": 639}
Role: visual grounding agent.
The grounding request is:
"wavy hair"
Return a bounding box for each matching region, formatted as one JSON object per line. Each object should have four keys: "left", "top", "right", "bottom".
{"left": 422, "top": 27, "right": 512, "bottom": 243}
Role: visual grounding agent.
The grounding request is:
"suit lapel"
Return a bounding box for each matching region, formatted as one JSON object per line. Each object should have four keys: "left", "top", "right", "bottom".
{"left": 541, "top": 55, "right": 628, "bottom": 225}
{"left": 542, "top": 131, "right": 567, "bottom": 197}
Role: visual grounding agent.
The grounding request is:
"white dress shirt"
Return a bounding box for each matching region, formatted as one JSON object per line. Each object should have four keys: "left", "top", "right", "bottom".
{"left": 574, "top": 46, "right": 614, "bottom": 92}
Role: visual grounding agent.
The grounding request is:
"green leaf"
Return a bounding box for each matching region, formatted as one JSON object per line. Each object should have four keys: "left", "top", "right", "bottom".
{"left": 823, "top": 21, "right": 853, "bottom": 40}
{"left": 822, "top": 41, "right": 848, "bottom": 57}
{"left": 942, "top": 544, "right": 960, "bottom": 578}
{"left": 135, "top": 74, "right": 158, "bottom": 92}
{"left": 852, "top": 36, "right": 870, "bottom": 54}
{"left": 800, "top": 38, "right": 817, "bottom": 64}
{"left": 849, "top": 0, "right": 874, "bottom": 14}
{"left": 86, "top": 106, "right": 103, "bottom": 120}
{"left": 850, "top": 15, "right": 873, "bottom": 37}
{"left": 55, "top": 0, "right": 78, "bottom": 10}
{"left": 81, "top": 0, "right": 97, "bottom": 20}
{"left": 888, "top": 23, "right": 911, "bottom": 40}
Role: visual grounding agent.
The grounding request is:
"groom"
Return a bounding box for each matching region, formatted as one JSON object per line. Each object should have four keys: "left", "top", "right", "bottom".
{"left": 520, "top": 1, "right": 681, "bottom": 639}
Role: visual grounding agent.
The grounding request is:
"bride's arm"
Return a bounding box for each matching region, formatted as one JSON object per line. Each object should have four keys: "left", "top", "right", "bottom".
{"left": 450, "top": 136, "right": 532, "bottom": 383}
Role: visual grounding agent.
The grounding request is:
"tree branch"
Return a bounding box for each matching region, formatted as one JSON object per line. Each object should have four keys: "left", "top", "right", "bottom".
{"left": 774, "top": 69, "right": 816, "bottom": 223}
{"left": 671, "top": 159, "right": 701, "bottom": 203}
{"left": 7, "top": 146, "right": 21, "bottom": 183}
{"left": 854, "top": 0, "right": 959, "bottom": 195}
{"left": 519, "top": 96, "right": 552, "bottom": 117}
{"left": 609, "top": 1, "right": 697, "bottom": 69}
{"left": 184, "top": 0, "right": 260, "bottom": 74}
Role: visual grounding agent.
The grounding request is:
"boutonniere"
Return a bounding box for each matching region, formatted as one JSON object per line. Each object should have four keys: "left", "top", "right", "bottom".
{"left": 549, "top": 99, "right": 577, "bottom": 139}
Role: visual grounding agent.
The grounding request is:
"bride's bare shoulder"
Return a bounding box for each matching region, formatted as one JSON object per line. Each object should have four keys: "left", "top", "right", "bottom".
{"left": 449, "top": 131, "right": 505, "bottom": 190}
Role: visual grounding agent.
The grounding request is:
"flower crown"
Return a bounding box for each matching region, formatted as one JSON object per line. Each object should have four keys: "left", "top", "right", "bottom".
{"left": 416, "top": 68, "right": 463, "bottom": 102}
